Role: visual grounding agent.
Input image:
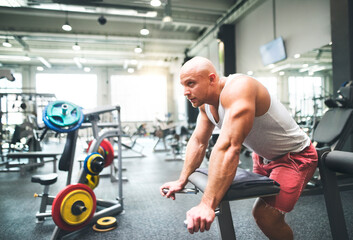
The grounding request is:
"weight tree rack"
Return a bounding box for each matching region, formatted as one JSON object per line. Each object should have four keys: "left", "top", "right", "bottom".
{"left": 49, "top": 105, "right": 124, "bottom": 239}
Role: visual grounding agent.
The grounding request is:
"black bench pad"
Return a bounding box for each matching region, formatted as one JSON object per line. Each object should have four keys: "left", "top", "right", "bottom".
{"left": 188, "top": 168, "right": 280, "bottom": 201}
{"left": 31, "top": 173, "right": 58, "bottom": 185}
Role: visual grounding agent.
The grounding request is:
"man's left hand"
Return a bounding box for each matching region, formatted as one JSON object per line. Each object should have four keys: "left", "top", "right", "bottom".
{"left": 186, "top": 202, "right": 215, "bottom": 234}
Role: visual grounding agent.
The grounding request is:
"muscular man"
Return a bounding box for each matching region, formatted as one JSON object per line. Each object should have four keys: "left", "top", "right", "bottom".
{"left": 160, "top": 56, "right": 318, "bottom": 239}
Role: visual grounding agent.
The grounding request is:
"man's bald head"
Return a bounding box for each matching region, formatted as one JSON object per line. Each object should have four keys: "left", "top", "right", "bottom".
{"left": 180, "top": 56, "right": 217, "bottom": 78}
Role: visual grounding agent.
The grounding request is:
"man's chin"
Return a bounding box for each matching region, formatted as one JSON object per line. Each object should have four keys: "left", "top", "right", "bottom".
{"left": 191, "top": 102, "right": 200, "bottom": 108}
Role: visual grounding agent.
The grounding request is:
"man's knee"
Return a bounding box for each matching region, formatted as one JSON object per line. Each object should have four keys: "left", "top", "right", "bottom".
{"left": 252, "top": 198, "right": 285, "bottom": 226}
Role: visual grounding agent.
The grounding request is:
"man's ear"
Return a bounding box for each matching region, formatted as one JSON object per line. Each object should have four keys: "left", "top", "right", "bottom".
{"left": 209, "top": 73, "right": 216, "bottom": 84}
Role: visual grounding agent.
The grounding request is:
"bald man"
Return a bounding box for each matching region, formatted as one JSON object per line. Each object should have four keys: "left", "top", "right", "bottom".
{"left": 160, "top": 56, "right": 318, "bottom": 239}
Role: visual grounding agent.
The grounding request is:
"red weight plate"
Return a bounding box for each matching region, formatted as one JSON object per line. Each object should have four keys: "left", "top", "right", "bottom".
{"left": 87, "top": 139, "right": 113, "bottom": 167}
{"left": 52, "top": 183, "right": 96, "bottom": 232}
{"left": 99, "top": 139, "right": 114, "bottom": 167}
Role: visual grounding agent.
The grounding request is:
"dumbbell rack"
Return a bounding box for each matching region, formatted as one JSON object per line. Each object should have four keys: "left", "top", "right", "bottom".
{"left": 50, "top": 105, "right": 124, "bottom": 240}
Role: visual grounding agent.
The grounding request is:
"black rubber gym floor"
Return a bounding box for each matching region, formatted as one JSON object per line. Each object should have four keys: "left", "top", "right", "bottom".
{"left": 0, "top": 137, "right": 352, "bottom": 240}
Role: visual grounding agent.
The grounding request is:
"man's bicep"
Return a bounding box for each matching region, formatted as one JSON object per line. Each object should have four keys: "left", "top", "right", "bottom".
{"left": 220, "top": 101, "right": 255, "bottom": 147}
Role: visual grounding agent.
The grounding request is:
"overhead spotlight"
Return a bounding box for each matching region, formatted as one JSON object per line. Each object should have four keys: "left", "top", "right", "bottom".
{"left": 72, "top": 42, "right": 81, "bottom": 51}
{"left": 127, "top": 68, "right": 135, "bottom": 73}
{"left": 98, "top": 15, "right": 107, "bottom": 25}
{"left": 2, "top": 38, "right": 12, "bottom": 47}
{"left": 162, "top": 16, "right": 172, "bottom": 23}
{"left": 140, "top": 18, "right": 149, "bottom": 36}
{"left": 62, "top": 22, "right": 72, "bottom": 31}
{"left": 150, "top": 0, "right": 161, "bottom": 7}
{"left": 140, "top": 28, "right": 149, "bottom": 36}
{"left": 134, "top": 45, "right": 142, "bottom": 53}
{"left": 62, "top": 12, "right": 72, "bottom": 31}
{"left": 163, "top": 0, "right": 173, "bottom": 23}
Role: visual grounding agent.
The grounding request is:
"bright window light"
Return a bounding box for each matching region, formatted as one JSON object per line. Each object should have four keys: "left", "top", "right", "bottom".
{"left": 256, "top": 77, "right": 277, "bottom": 99}
{"left": 111, "top": 74, "right": 167, "bottom": 121}
{"left": 36, "top": 73, "right": 97, "bottom": 109}
{"left": 288, "top": 76, "right": 323, "bottom": 118}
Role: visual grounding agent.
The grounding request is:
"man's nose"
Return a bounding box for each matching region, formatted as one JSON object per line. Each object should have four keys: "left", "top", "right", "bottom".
{"left": 184, "top": 88, "right": 190, "bottom": 96}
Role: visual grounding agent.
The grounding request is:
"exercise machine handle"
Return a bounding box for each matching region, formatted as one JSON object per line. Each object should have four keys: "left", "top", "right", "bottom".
{"left": 162, "top": 188, "right": 199, "bottom": 194}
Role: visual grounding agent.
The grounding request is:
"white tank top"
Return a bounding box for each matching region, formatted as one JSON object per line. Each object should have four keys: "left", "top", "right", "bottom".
{"left": 205, "top": 74, "right": 310, "bottom": 160}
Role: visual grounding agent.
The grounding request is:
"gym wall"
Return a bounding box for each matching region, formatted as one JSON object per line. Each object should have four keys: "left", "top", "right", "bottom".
{"left": 236, "top": 0, "right": 331, "bottom": 73}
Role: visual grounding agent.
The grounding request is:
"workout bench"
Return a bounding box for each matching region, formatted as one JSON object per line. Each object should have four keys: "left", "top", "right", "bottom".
{"left": 1, "top": 152, "right": 61, "bottom": 176}
{"left": 171, "top": 167, "right": 280, "bottom": 240}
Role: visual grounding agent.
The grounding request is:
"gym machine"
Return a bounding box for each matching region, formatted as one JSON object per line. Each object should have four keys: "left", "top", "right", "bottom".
{"left": 317, "top": 149, "right": 353, "bottom": 240}
{"left": 31, "top": 101, "right": 124, "bottom": 239}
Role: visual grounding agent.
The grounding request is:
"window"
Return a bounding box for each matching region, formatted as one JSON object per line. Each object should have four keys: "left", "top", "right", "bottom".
{"left": 36, "top": 73, "right": 97, "bottom": 109}
{"left": 256, "top": 76, "right": 278, "bottom": 98}
{"left": 0, "top": 73, "right": 23, "bottom": 125}
{"left": 111, "top": 74, "right": 167, "bottom": 122}
{"left": 288, "top": 76, "right": 323, "bottom": 118}
{"left": 0, "top": 73, "right": 22, "bottom": 92}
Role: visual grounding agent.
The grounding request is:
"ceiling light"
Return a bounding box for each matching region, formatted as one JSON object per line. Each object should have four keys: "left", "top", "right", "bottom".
{"left": 140, "top": 18, "right": 149, "bottom": 36}
{"left": 37, "top": 66, "right": 44, "bottom": 71}
{"left": 162, "top": 16, "right": 173, "bottom": 23}
{"left": 62, "top": 12, "right": 72, "bottom": 31}
{"left": 267, "top": 64, "right": 275, "bottom": 69}
{"left": 2, "top": 38, "right": 12, "bottom": 48}
{"left": 163, "top": 0, "right": 173, "bottom": 23}
{"left": 72, "top": 42, "right": 80, "bottom": 51}
{"left": 150, "top": 0, "right": 161, "bottom": 7}
{"left": 127, "top": 68, "right": 135, "bottom": 73}
{"left": 62, "top": 22, "right": 72, "bottom": 31}
{"left": 294, "top": 54, "right": 300, "bottom": 58}
{"left": 134, "top": 45, "right": 142, "bottom": 53}
{"left": 83, "top": 67, "right": 91, "bottom": 72}
{"left": 140, "top": 28, "right": 149, "bottom": 36}
{"left": 279, "top": 71, "right": 285, "bottom": 76}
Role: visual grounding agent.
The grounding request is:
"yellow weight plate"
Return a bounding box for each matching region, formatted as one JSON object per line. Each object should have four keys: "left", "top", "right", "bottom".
{"left": 92, "top": 224, "right": 117, "bottom": 232}
{"left": 96, "top": 216, "right": 117, "bottom": 228}
{"left": 86, "top": 175, "right": 99, "bottom": 190}
{"left": 60, "top": 189, "right": 94, "bottom": 226}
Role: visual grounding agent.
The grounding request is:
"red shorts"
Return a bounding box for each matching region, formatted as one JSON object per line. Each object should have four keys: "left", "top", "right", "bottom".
{"left": 252, "top": 142, "right": 318, "bottom": 213}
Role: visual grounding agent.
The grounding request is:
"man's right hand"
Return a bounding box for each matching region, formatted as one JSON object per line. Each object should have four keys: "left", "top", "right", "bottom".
{"left": 160, "top": 180, "right": 185, "bottom": 200}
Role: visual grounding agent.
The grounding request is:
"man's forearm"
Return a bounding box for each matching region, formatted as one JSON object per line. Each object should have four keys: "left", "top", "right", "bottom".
{"left": 201, "top": 145, "right": 240, "bottom": 209}
{"left": 179, "top": 137, "right": 208, "bottom": 184}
